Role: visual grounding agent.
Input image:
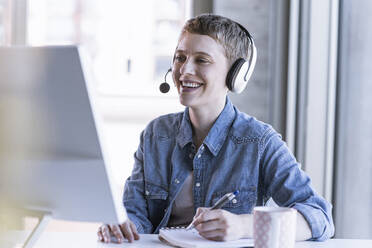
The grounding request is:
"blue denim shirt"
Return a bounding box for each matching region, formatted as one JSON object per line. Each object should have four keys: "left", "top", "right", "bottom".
{"left": 123, "top": 97, "right": 335, "bottom": 241}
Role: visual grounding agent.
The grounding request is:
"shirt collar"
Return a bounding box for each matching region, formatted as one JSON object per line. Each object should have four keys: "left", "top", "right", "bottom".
{"left": 176, "top": 97, "right": 236, "bottom": 156}
{"left": 176, "top": 107, "right": 193, "bottom": 148}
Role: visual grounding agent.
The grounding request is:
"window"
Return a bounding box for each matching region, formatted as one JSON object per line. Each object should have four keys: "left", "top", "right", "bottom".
{"left": 27, "top": 0, "right": 189, "bottom": 217}
{"left": 27, "top": 0, "right": 191, "bottom": 97}
{"left": 0, "top": 0, "right": 11, "bottom": 45}
{"left": 26, "top": 0, "right": 188, "bottom": 183}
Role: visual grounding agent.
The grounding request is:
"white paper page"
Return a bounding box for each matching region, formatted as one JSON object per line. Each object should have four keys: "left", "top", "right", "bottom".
{"left": 159, "top": 228, "right": 254, "bottom": 248}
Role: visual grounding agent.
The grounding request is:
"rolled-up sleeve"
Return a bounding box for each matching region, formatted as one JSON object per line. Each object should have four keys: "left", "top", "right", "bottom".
{"left": 259, "top": 128, "right": 335, "bottom": 241}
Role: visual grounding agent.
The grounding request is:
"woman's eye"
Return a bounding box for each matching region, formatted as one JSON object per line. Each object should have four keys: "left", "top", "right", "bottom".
{"left": 175, "top": 55, "right": 185, "bottom": 62}
{"left": 197, "top": 58, "right": 209, "bottom": 63}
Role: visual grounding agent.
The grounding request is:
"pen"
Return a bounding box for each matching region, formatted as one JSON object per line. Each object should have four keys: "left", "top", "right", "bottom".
{"left": 186, "top": 190, "right": 239, "bottom": 230}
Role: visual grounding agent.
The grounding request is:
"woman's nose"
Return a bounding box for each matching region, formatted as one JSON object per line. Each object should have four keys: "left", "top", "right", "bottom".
{"left": 180, "top": 59, "right": 195, "bottom": 75}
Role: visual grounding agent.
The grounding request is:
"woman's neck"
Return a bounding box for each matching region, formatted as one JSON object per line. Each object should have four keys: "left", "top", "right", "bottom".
{"left": 189, "top": 98, "right": 226, "bottom": 149}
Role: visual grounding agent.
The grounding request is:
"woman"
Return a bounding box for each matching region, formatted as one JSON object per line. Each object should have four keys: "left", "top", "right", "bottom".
{"left": 98, "top": 14, "right": 334, "bottom": 243}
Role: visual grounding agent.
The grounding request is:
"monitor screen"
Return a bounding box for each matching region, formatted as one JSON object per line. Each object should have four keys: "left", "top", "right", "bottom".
{"left": 0, "top": 46, "right": 126, "bottom": 225}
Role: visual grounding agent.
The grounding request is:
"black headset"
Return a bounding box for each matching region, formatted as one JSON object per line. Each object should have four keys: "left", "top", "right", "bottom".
{"left": 159, "top": 22, "right": 257, "bottom": 94}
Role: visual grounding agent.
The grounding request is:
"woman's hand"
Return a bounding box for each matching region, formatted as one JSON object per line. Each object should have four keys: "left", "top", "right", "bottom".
{"left": 192, "top": 207, "right": 252, "bottom": 241}
{"left": 97, "top": 220, "right": 140, "bottom": 243}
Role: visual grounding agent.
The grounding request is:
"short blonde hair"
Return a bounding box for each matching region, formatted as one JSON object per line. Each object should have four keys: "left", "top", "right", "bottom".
{"left": 181, "top": 14, "right": 251, "bottom": 65}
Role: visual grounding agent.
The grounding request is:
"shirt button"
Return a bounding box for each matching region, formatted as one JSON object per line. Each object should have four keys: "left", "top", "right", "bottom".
{"left": 145, "top": 190, "right": 149, "bottom": 195}
{"left": 164, "top": 208, "right": 167, "bottom": 212}
{"left": 232, "top": 199, "right": 237, "bottom": 204}
{"left": 195, "top": 182, "right": 201, "bottom": 187}
{"left": 175, "top": 179, "right": 180, "bottom": 184}
{"left": 197, "top": 154, "right": 201, "bottom": 159}
{"left": 189, "top": 153, "right": 193, "bottom": 159}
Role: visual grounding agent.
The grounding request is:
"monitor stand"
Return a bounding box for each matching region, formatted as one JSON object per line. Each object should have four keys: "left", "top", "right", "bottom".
{"left": 23, "top": 210, "right": 52, "bottom": 248}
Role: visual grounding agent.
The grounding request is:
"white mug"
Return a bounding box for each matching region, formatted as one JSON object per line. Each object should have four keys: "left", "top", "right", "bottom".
{"left": 253, "top": 206, "right": 297, "bottom": 248}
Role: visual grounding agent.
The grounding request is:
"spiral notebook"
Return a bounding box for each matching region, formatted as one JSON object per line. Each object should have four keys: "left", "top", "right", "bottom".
{"left": 158, "top": 227, "right": 254, "bottom": 248}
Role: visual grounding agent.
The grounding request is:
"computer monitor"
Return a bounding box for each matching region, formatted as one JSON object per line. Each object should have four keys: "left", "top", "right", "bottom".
{"left": 0, "top": 46, "right": 127, "bottom": 247}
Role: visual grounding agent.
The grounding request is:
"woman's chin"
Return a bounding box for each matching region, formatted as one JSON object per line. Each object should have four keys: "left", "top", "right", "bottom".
{"left": 178, "top": 99, "right": 190, "bottom": 107}
{"left": 178, "top": 97, "right": 194, "bottom": 108}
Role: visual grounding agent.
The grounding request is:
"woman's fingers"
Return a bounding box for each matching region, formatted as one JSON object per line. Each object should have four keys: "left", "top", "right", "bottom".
{"left": 97, "top": 220, "right": 140, "bottom": 244}
{"left": 98, "top": 224, "right": 111, "bottom": 243}
{"left": 194, "top": 207, "right": 209, "bottom": 219}
{"left": 120, "top": 222, "right": 135, "bottom": 243}
{"left": 192, "top": 207, "right": 211, "bottom": 226}
{"left": 195, "top": 218, "right": 225, "bottom": 233}
{"left": 198, "top": 229, "right": 226, "bottom": 241}
{"left": 193, "top": 208, "right": 219, "bottom": 227}
{"left": 129, "top": 221, "right": 140, "bottom": 240}
{"left": 109, "top": 224, "right": 125, "bottom": 243}
{"left": 97, "top": 229, "right": 103, "bottom": 242}
{"left": 195, "top": 210, "right": 245, "bottom": 241}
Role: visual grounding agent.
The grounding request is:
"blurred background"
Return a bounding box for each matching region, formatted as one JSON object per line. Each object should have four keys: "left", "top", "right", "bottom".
{"left": 0, "top": 0, "right": 371, "bottom": 240}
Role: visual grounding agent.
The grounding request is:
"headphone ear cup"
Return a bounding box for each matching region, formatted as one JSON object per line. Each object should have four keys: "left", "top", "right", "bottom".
{"left": 226, "top": 58, "right": 247, "bottom": 93}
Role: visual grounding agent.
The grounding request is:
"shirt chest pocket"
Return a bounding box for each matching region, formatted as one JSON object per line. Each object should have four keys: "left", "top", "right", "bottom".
{"left": 145, "top": 185, "right": 168, "bottom": 200}
{"left": 211, "top": 188, "right": 257, "bottom": 214}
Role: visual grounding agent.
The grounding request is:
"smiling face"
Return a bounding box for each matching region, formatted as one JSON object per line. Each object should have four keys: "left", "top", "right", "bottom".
{"left": 172, "top": 32, "right": 230, "bottom": 110}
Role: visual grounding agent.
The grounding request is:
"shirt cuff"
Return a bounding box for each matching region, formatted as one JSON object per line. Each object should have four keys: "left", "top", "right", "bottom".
{"left": 127, "top": 213, "right": 145, "bottom": 233}
{"left": 292, "top": 203, "right": 335, "bottom": 241}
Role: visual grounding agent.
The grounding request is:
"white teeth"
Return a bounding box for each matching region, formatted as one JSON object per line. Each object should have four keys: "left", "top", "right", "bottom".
{"left": 182, "top": 81, "right": 202, "bottom": 88}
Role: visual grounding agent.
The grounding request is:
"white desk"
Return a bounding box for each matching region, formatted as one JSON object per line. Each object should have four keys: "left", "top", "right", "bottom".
{"left": 1, "top": 231, "right": 372, "bottom": 248}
